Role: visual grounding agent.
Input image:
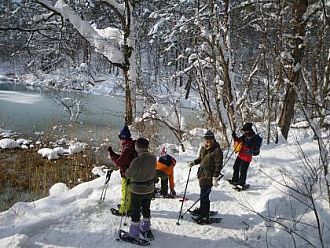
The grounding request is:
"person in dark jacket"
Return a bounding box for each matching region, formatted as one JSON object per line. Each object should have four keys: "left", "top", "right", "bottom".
{"left": 228, "top": 122, "right": 256, "bottom": 190}
{"left": 125, "top": 137, "right": 157, "bottom": 241}
{"left": 108, "top": 125, "right": 137, "bottom": 216}
{"left": 189, "top": 130, "right": 223, "bottom": 224}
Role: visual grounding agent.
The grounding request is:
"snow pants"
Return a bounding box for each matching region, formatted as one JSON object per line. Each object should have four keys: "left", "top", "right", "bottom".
{"left": 130, "top": 192, "right": 153, "bottom": 223}
{"left": 199, "top": 186, "right": 211, "bottom": 218}
{"left": 119, "top": 177, "right": 131, "bottom": 215}
{"left": 232, "top": 157, "right": 250, "bottom": 186}
{"left": 154, "top": 170, "right": 169, "bottom": 196}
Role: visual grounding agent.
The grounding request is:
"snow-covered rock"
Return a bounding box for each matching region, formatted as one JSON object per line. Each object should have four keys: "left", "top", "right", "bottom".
{"left": 0, "top": 138, "right": 20, "bottom": 149}
{"left": 49, "top": 183, "right": 69, "bottom": 196}
{"left": 91, "top": 166, "right": 107, "bottom": 177}
{"left": 53, "top": 147, "right": 67, "bottom": 155}
{"left": 68, "top": 142, "right": 85, "bottom": 154}
{"left": 37, "top": 148, "right": 59, "bottom": 160}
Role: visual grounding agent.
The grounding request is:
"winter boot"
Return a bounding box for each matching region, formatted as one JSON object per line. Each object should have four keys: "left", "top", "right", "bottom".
{"left": 140, "top": 218, "right": 154, "bottom": 241}
{"left": 227, "top": 179, "right": 238, "bottom": 185}
{"left": 193, "top": 201, "right": 210, "bottom": 224}
{"left": 129, "top": 222, "right": 140, "bottom": 240}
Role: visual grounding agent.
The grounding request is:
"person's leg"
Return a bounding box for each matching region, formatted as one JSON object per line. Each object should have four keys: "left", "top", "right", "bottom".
{"left": 129, "top": 193, "right": 142, "bottom": 239}
{"left": 140, "top": 193, "right": 154, "bottom": 239}
{"left": 156, "top": 170, "right": 169, "bottom": 196}
{"left": 160, "top": 177, "right": 169, "bottom": 196}
{"left": 199, "top": 186, "right": 211, "bottom": 219}
{"left": 232, "top": 158, "right": 240, "bottom": 183}
{"left": 119, "top": 177, "right": 131, "bottom": 214}
{"left": 238, "top": 161, "right": 250, "bottom": 186}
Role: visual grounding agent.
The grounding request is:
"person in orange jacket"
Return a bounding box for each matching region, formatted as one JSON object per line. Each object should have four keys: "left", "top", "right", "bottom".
{"left": 154, "top": 154, "right": 176, "bottom": 198}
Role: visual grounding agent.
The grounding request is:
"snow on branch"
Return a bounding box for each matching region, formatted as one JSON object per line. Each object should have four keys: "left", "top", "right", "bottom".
{"left": 100, "top": 0, "right": 125, "bottom": 16}
{"left": 36, "top": 0, "right": 125, "bottom": 65}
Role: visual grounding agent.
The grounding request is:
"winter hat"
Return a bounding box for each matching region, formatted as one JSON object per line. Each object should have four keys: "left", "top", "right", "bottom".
{"left": 135, "top": 137, "right": 149, "bottom": 153}
{"left": 241, "top": 122, "right": 253, "bottom": 132}
{"left": 204, "top": 130, "right": 215, "bottom": 140}
{"left": 118, "top": 125, "right": 132, "bottom": 140}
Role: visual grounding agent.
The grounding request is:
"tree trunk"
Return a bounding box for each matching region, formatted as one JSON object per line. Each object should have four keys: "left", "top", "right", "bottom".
{"left": 278, "top": 85, "right": 296, "bottom": 139}
{"left": 278, "top": 0, "right": 308, "bottom": 139}
{"left": 124, "top": 69, "right": 133, "bottom": 125}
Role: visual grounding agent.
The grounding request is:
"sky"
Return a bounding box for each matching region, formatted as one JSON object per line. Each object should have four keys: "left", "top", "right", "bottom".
{"left": 0, "top": 125, "right": 329, "bottom": 248}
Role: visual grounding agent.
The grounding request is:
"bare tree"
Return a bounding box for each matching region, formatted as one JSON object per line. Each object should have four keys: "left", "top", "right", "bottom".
{"left": 35, "top": 0, "right": 137, "bottom": 124}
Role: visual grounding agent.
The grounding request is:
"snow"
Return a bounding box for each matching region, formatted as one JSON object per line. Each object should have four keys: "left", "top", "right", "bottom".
{"left": 36, "top": 142, "right": 86, "bottom": 160}
{"left": 0, "top": 138, "right": 20, "bottom": 149}
{"left": 49, "top": 183, "right": 70, "bottom": 196}
{"left": 0, "top": 130, "right": 329, "bottom": 247}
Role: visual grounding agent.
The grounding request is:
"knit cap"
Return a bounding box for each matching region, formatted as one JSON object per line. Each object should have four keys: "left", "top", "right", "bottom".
{"left": 241, "top": 123, "right": 253, "bottom": 132}
{"left": 118, "top": 125, "right": 132, "bottom": 140}
{"left": 204, "top": 130, "right": 215, "bottom": 140}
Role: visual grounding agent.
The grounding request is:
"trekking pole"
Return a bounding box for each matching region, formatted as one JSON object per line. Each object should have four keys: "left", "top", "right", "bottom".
{"left": 180, "top": 173, "right": 224, "bottom": 218}
{"left": 99, "top": 170, "right": 113, "bottom": 201}
{"left": 176, "top": 166, "right": 192, "bottom": 225}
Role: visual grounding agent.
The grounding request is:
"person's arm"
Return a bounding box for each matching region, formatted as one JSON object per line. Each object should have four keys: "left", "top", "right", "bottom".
{"left": 108, "top": 146, "right": 120, "bottom": 161}
{"left": 193, "top": 148, "right": 203, "bottom": 165}
{"left": 213, "top": 147, "right": 223, "bottom": 178}
{"left": 113, "top": 147, "right": 132, "bottom": 172}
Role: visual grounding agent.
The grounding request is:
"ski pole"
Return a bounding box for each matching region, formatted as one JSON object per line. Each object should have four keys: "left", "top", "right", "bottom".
{"left": 176, "top": 166, "right": 192, "bottom": 225}
{"left": 180, "top": 173, "right": 224, "bottom": 218}
{"left": 100, "top": 169, "right": 113, "bottom": 201}
{"left": 224, "top": 149, "right": 235, "bottom": 165}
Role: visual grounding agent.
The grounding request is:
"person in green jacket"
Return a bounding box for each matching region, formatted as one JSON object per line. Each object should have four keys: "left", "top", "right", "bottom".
{"left": 189, "top": 130, "right": 223, "bottom": 224}
{"left": 125, "top": 137, "right": 157, "bottom": 241}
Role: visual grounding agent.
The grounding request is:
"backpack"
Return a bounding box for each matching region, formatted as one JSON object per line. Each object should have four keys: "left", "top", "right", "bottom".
{"left": 252, "top": 134, "right": 263, "bottom": 156}
{"left": 158, "top": 154, "right": 175, "bottom": 167}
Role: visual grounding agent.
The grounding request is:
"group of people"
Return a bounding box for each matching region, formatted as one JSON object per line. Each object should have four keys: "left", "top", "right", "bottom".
{"left": 107, "top": 122, "right": 261, "bottom": 242}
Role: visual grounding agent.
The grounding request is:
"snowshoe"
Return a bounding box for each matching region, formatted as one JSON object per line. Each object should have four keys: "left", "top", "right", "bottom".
{"left": 111, "top": 208, "right": 131, "bottom": 216}
{"left": 118, "top": 230, "right": 150, "bottom": 246}
{"left": 191, "top": 216, "right": 222, "bottom": 225}
{"left": 162, "top": 194, "right": 175, "bottom": 199}
{"left": 141, "top": 230, "right": 154, "bottom": 241}
{"left": 188, "top": 208, "right": 218, "bottom": 216}
{"left": 233, "top": 184, "right": 250, "bottom": 192}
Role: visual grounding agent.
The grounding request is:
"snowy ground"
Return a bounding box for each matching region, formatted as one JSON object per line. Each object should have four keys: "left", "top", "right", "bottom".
{"left": 0, "top": 129, "right": 329, "bottom": 248}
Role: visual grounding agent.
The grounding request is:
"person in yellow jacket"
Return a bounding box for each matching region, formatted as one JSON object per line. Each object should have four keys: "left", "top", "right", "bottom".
{"left": 154, "top": 154, "right": 176, "bottom": 198}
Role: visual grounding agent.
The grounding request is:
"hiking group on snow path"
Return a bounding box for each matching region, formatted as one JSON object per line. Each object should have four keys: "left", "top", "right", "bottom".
{"left": 106, "top": 123, "right": 262, "bottom": 245}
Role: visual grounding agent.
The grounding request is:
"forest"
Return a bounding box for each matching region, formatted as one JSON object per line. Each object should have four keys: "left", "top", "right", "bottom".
{"left": 0, "top": 0, "right": 329, "bottom": 144}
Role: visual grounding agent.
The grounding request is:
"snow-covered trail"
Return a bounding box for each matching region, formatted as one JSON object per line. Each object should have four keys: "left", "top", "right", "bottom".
{"left": 0, "top": 139, "right": 324, "bottom": 248}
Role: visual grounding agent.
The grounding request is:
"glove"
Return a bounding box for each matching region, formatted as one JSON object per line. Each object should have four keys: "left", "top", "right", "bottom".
{"left": 170, "top": 189, "right": 176, "bottom": 196}
{"left": 107, "top": 146, "right": 115, "bottom": 155}
{"left": 212, "top": 177, "right": 219, "bottom": 187}
{"left": 188, "top": 161, "right": 194, "bottom": 167}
